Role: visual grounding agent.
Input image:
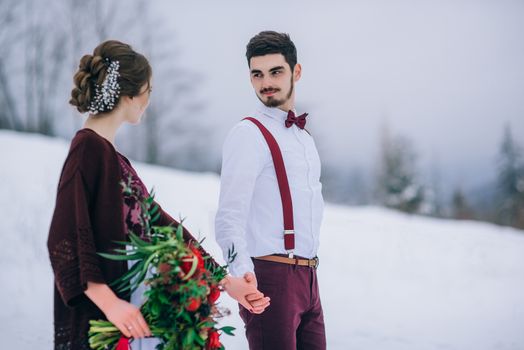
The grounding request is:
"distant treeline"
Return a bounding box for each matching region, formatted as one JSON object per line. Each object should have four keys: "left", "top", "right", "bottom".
{"left": 1, "top": 0, "right": 522, "bottom": 231}
{"left": 0, "top": 0, "right": 218, "bottom": 172}
{"left": 321, "top": 124, "right": 524, "bottom": 230}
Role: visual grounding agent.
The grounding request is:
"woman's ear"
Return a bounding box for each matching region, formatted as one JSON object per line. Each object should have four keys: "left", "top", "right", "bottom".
{"left": 120, "top": 95, "right": 132, "bottom": 104}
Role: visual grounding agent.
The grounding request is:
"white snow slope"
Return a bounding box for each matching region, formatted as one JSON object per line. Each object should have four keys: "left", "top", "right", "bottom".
{"left": 1, "top": 130, "right": 523, "bottom": 350}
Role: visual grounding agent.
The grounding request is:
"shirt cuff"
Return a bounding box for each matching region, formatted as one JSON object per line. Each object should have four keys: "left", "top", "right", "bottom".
{"left": 228, "top": 259, "right": 255, "bottom": 278}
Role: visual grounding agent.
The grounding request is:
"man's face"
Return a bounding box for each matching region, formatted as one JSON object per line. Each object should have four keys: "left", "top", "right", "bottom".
{"left": 249, "top": 53, "right": 301, "bottom": 109}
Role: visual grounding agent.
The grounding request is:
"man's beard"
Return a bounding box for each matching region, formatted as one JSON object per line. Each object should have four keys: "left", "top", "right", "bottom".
{"left": 258, "top": 78, "right": 294, "bottom": 108}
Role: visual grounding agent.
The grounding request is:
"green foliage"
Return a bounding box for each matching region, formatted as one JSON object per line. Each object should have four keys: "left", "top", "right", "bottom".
{"left": 89, "top": 178, "right": 235, "bottom": 350}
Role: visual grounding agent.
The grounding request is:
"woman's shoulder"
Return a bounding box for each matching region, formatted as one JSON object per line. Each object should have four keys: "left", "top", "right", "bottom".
{"left": 58, "top": 129, "right": 119, "bottom": 189}
{"left": 70, "top": 129, "right": 117, "bottom": 168}
{"left": 71, "top": 128, "right": 113, "bottom": 153}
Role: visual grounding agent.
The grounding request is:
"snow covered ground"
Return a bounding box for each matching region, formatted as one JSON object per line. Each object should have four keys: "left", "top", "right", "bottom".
{"left": 1, "top": 130, "right": 523, "bottom": 350}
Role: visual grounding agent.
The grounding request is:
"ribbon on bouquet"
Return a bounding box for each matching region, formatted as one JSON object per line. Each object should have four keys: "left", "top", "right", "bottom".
{"left": 116, "top": 336, "right": 130, "bottom": 350}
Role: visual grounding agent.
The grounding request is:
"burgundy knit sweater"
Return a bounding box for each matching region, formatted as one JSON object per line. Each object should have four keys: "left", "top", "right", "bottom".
{"left": 47, "top": 128, "right": 217, "bottom": 349}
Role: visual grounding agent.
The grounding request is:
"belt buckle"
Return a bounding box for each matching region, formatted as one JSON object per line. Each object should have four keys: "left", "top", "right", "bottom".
{"left": 310, "top": 256, "right": 319, "bottom": 269}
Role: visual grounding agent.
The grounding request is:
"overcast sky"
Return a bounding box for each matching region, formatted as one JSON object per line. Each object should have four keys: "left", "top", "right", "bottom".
{"left": 152, "top": 0, "right": 524, "bottom": 191}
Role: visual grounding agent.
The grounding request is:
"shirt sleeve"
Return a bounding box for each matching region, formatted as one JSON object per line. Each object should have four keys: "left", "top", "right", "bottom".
{"left": 47, "top": 169, "right": 106, "bottom": 307}
{"left": 215, "top": 121, "right": 268, "bottom": 277}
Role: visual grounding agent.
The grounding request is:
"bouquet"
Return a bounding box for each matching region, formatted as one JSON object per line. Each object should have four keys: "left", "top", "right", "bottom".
{"left": 88, "top": 179, "right": 236, "bottom": 350}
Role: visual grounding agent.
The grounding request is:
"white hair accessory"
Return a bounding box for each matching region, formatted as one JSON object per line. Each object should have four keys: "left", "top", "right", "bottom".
{"left": 88, "top": 59, "right": 121, "bottom": 114}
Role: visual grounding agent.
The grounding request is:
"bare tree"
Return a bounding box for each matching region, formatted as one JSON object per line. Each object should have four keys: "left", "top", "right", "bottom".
{"left": 0, "top": 0, "right": 23, "bottom": 130}
{"left": 115, "top": 0, "right": 213, "bottom": 171}
{"left": 1, "top": 0, "right": 213, "bottom": 172}
{"left": 19, "top": 0, "right": 69, "bottom": 135}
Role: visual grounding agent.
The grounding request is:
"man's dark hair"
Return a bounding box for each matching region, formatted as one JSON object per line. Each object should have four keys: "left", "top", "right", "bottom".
{"left": 246, "top": 31, "right": 297, "bottom": 71}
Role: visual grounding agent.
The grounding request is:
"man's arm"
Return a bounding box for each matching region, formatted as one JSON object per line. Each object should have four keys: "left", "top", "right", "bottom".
{"left": 215, "top": 121, "right": 268, "bottom": 278}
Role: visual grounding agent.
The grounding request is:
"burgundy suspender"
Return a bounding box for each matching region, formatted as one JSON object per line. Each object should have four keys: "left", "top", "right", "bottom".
{"left": 243, "top": 117, "right": 295, "bottom": 257}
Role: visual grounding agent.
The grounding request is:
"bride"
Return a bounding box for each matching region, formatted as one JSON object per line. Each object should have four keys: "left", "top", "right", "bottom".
{"left": 47, "top": 39, "right": 270, "bottom": 349}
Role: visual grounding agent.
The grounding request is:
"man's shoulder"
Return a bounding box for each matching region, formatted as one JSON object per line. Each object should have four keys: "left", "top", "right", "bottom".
{"left": 221, "top": 116, "right": 270, "bottom": 153}
{"left": 227, "top": 117, "right": 264, "bottom": 137}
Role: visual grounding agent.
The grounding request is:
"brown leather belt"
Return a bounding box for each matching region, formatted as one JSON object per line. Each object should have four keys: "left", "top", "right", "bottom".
{"left": 254, "top": 255, "right": 319, "bottom": 268}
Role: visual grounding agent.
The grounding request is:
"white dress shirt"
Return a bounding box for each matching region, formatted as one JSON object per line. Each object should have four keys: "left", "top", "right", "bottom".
{"left": 215, "top": 102, "right": 324, "bottom": 277}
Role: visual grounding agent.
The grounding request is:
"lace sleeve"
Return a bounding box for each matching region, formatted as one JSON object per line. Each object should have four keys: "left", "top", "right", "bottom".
{"left": 48, "top": 170, "right": 106, "bottom": 307}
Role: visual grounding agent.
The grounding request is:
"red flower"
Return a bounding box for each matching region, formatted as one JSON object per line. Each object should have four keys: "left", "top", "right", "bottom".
{"left": 180, "top": 258, "right": 193, "bottom": 274}
{"left": 191, "top": 246, "right": 205, "bottom": 271}
{"left": 180, "top": 246, "right": 205, "bottom": 276}
{"left": 208, "top": 286, "right": 220, "bottom": 304}
{"left": 206, "top": 329, "right": 221, "bottom": 349}
{"left": 185, "top": 297, "right": 201, "bottom": 312}
{"left": 158, "top": 262, "right": 171, "bottom": 274}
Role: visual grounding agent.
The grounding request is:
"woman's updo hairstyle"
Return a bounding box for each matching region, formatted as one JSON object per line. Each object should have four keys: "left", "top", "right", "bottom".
{"left": 70, "top": 40, "right": 152, "bottom": 114}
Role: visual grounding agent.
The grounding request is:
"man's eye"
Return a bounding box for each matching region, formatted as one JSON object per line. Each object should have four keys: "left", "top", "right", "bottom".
{"left": 253, "top": 73, "right": 262, "bottom": 78}
{"left": 272, "top": 71, "right": 281, "bottom": 75}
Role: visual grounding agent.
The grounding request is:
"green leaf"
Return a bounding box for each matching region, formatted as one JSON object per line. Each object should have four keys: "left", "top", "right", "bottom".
{"left": 182, "top": 328, "right": 196, "bottom": 346}
{"left": 176, "top": 224, "right": 184, "bottom": 240}
{"left": 150, "top": 203, "right": 159, "bottom": 215}
{"left": 117, "top": 260, "right": 145, "bottom": 284}
{"left": 152, "top": 211, "right": 161, "bottom": 223}
{"left": 194, "top": 333, "right": 206, "bottom": 346}
{"left": 219, "top": 326, "right": 236, "bottom": 336}
{"left": 151, "top": 301, "right": 161, "bottom": 317}
{"left": 128, "top": 231, "right": 151, "bottom": 249}
{"left": 97, "top": 252, "right": 141, "bottom": 261}
{"left": 158, "top": 292, "right": 170, "bottom": 305}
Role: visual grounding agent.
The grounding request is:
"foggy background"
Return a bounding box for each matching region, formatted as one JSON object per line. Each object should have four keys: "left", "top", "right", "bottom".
{"left": 2, "top": 1, "right": 524, "bottom": 349}
{"left": 1, "top": 0, "right": 523, "bottom": 226}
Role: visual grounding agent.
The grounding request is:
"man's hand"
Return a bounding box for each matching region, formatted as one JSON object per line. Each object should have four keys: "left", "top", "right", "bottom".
{"left": 243, "top": 272, "right": 271, "bottom": 314}
{"left": 221, "top": 275, "right": 270, "bottom": 314}
{"left": 243, "top": 272, "right": 257, "bottom": 286}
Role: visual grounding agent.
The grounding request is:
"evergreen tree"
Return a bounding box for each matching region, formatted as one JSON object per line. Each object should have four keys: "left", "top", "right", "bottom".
{"left": 452, "top": 188, "right": 474, "bottom": 220}
{"left": 496, "top": 125, "right": 524, "bottom": 229}
{"left": 376, "top": 126, "right": 425, "bottom": 213}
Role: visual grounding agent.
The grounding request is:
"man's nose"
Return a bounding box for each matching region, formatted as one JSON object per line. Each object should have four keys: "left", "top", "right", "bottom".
{"left": 260, "top": 75, "right": 274, "bottom": 89}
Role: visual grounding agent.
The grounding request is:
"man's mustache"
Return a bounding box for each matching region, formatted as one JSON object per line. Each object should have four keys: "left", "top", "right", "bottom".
{"left": 260, "top": 88, "right": 281, "bottom": 94}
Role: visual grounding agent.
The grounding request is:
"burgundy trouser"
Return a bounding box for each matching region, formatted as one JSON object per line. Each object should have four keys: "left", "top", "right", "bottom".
{"left": 239, "top": 258, "right": 326, "bottom": 350}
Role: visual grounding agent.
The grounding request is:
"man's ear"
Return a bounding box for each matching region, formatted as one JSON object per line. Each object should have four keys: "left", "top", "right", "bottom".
{"left": 293, "top": 63, "right": 302, "bottom": 82}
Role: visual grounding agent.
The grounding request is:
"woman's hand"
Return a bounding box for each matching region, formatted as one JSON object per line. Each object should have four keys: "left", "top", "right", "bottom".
{"left": 103, "top": 298, "right": 152, "bottom": 339}
{"left": 85, "top": 282, "right": 152, "bottom": 339}
{"left": 220, "top": 275, "right": 270, "bottom": 314}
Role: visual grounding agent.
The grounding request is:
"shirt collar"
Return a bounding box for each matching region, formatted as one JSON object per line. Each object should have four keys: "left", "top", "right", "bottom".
{"left": 256, "top": 100, "right": 296, "bottom": 124}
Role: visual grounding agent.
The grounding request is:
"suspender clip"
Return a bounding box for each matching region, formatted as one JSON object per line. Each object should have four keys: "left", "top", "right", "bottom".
{"left": 284, "top": 230, "right": 295, "bottom": 258}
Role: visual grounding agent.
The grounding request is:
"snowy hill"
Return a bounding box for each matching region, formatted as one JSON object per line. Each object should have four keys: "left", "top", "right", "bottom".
{"left": 1, "top": 130, "right": 523, "bottom": 350}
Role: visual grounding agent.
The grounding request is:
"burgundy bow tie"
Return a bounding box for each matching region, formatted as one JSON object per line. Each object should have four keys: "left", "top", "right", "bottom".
{"left": 285, "top": 110, "right": 308, "bottom": 129}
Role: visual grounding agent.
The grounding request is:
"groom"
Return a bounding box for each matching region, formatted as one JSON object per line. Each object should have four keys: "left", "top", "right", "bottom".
{"left": 215, "top": 31, "right": 326, "bottom": 349}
